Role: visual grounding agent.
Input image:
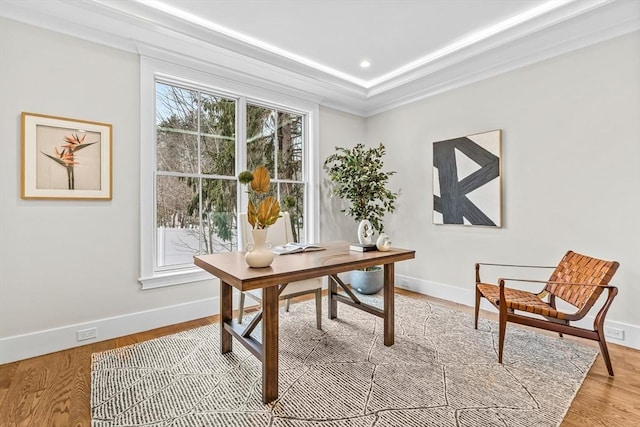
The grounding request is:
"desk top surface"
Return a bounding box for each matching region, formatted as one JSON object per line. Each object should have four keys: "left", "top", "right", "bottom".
{"left": 194, "top": 240, "right": 415, "bottom": 291}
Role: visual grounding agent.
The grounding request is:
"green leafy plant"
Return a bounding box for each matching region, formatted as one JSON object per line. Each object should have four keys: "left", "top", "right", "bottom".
{"left": 323, "top": 143, "right": 397, "bottom": 233}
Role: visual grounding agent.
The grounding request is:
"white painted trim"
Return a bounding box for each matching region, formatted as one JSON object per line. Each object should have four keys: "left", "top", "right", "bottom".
{"left": 0, "top": 296, "right": 224, "bottom": 365}
{"left": 363, "top": 2, "right": 640, "bottom": 116}
{"left": 0, "top": 279, "right": 331, "bottom": 364}
{"left": 136, "top": 44, "right": 327, "bottom": 107}
{"left": 3, "top": 273, "right": 634, "bottom": 364}
{"left": 307, "top": 104, "right": 321, "bottom": 243}
{"left": 395, "top": 274, "right": 640, "bottom": 350}
{"left": 139, "top": 56, "right": 320, "bottom": 288}
{"left": 0, "top": 0, "right": 637, "bottom": 117}
{"left": 40, "top": 0, "right": 616, "bottom": 92}
{"left": 138, "top": 268, "right": 213, "bottom": 290}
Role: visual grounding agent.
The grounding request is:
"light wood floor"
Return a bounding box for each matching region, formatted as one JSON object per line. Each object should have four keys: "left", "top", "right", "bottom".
{"left": 1, "top": 289, "right": 638, "bottom": 426}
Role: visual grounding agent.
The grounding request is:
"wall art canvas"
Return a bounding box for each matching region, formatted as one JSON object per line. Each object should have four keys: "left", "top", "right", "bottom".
{"left": 433, "top": 129, "right": 501, "bottom": 226}
{"left": 22, "top": 112, "right": 112, "bottom": 200}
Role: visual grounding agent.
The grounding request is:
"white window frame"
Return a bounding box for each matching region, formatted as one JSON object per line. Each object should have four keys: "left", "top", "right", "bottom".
{"left": 139, "top": 56, "right": 320, "bottom": 289}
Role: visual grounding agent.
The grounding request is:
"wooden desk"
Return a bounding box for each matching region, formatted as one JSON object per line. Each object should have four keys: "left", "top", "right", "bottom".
{"left": 194, "top": 240, "right": 415, "bottom": 403}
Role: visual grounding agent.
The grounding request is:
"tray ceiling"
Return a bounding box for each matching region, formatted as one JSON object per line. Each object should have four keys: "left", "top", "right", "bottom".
{"left": 2, "top": 0, "right": 639, "bottom": 115}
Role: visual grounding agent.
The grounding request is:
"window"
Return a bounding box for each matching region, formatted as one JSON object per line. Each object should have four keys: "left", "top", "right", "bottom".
{"left": 246, "top": 103, "right": 307, "bottom": 243}
{"left": 155, "top": 82, "right": 238, "bottom": 267}
{"left": 139, "top": 57, "right": 319, "bottom": 289}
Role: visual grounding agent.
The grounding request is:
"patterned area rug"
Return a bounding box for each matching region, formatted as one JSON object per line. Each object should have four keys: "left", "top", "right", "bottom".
{"left": 91, "top": 294, "right": 597, "bottom": 426}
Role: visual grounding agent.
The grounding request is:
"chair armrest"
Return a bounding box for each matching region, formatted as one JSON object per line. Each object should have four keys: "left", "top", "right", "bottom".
{"left": 498, "top": 278, "right": 618, "bottom": 290}
{"left": 475, "top": 262, "right": 555, "bottom": 284}
{"left": 594, "top": 286, "right": 619, "bottom": 331}
{"left": 476, "top": 262, "right": 556, "bottom": 269}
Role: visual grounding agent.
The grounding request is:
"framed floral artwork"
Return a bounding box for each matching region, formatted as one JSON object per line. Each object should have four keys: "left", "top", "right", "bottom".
{"left": 21, "top": 112, "right": 112, "bottom": 200}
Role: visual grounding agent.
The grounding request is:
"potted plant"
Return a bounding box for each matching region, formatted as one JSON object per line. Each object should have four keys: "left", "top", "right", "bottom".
{"left": 238, "top": 166, "right": 281, "bottom": 267}
{"left": 324, "top": 143, "right": 398, "bottom": 294}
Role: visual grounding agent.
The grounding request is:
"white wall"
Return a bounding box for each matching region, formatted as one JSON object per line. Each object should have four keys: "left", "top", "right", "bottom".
{"left": 0, "top": 18, "right": 368, "bottom": 363}
{"left": 0, "top": 18, "right": 216, "bottom": 363}
{"left": 318, "top": 106, "right": 366, "bottom": 241}
{"left": 361, "top": 31, "right": 640, "bottom": 346}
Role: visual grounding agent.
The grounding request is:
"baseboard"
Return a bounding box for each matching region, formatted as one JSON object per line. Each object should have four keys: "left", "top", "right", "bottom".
{"left": 0, "top": 296, "right": 222, "bottom": 365}
{"left": 3, "top": 275, "right": 636, "bottom": 365}
{"left": 0, "top": 280, "right": 328, "bottom": 365}
{"left": 395, "top": 274, "right": 640, "bottom": 350}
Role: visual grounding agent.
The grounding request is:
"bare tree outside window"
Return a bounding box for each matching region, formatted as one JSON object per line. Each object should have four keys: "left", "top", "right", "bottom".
{"left": 155, "top": 83, "right": 237, "bottom": 266}
{"left": 247, "top": 104, "right": 306, "bottom": 243}
{"left": 154, "top": 83, "right": 308, "bottom": 268}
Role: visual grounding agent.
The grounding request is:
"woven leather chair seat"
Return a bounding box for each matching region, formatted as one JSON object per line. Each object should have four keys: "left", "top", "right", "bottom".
{"left": 476, "top": 283, "right": 564, "bottom": 320}
{"left": 474, "top": 250, "right": 619, "bottom": 376}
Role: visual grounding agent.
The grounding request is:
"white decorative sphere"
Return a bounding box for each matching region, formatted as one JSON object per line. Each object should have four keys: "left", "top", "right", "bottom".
{"left": 376, "top": 233, "right": 392, "bottom": 251}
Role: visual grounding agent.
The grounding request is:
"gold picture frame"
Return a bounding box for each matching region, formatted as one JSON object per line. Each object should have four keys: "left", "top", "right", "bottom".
{"left": 21, "top": 112, "right": 112, "bottom": 200}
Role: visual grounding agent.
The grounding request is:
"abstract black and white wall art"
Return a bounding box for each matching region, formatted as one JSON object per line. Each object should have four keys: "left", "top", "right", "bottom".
{"left": 433, "top": 130, "right": 502, "bottom": 227}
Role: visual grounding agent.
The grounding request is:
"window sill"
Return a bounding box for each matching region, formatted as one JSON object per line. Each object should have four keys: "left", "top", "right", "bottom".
{"left": 139, "top": 268, "right": 216, "bottom": 290}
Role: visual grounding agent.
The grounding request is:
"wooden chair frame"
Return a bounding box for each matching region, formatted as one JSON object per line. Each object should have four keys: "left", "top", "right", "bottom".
{"left": 474, "top": 251, "right": 619, "bottom": 376}
{"left": 238, "top": 212, "right": 323, "bottom": 329}
{"left": 237, "top": 286, "right": 322, "bottom": 329}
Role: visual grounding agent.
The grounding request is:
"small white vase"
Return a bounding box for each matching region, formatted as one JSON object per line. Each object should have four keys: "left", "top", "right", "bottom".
{"left": 245, "top": 228, "right": 274, "bottom": 268}
{"left": 376, "top": 233, "right": 392, "bottom": 251}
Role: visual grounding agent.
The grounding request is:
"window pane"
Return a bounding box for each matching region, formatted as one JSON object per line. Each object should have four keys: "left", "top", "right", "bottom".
{"left": 277, "top": 111, "right": 303, "bottom": 181}
{"left": 247, "top": 104, "right": 275, "bottom": 172}
{"left": 150, "top": 77, "right": 310, "bottom": 279}
{"left": 156, "top": 129, "right": 198, "bottom": 173}
{"left": 156, "top": 175, "right": 238, "bottom": 267}
{"left": 201, "top": 94, "right": 236, "bottom": 176}
{"left": 201, "top": 178, "right": 238, "bottom": 253}
{"left": 156, "top": 175, "right": 200, "bottom": 267}
{"left": 280, "top": 182, "right": 306, "bottom": 243}
{"left": 156, "top": 83, "right": 198, "bottom": 173}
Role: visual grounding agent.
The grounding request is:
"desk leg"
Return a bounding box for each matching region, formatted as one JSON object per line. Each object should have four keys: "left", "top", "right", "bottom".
{"left": 383, "top": 263, "right": 395, "bottom": 346}
{"left": 262, "top": 285, "right": 279, "bottom": 403}
{"left": 328, "top": 275, "right": 337, "bottom": 319}
{"left": 220, "top": 280, "right": 233, "bottom": 353}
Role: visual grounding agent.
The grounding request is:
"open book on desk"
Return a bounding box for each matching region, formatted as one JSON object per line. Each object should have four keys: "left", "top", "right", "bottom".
{"left": 271, "top": 242, "right": 326, "bottom": 255}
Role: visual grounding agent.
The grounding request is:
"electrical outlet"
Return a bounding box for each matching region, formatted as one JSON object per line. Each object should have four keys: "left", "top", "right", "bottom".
{"left": 397, "top": 278, "right": 410, "bottom": 289}
{"left": 77, "top": 327, "right": 97, "bottom": 341}
{"left": 604, "top": 327, "right": 624, "bottom": 340}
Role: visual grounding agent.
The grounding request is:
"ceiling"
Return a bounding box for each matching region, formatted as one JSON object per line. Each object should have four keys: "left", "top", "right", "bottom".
{"left": 141, "top": 0, "right": 552, "bottom": 86}
{"left": 2, "top": 0, "right": 639, "bottom": 115}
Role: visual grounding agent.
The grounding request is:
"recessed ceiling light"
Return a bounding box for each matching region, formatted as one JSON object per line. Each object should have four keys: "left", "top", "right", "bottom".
{"left": 360, "top": 60, "right": 371, "bottom": 68}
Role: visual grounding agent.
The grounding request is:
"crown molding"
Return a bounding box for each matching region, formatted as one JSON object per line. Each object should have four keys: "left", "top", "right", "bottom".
{"left": 363, "top": 0, "right": 640, "bottom": 116}
{"left": 1, "top": 0, "right": 638, "bottom": 117}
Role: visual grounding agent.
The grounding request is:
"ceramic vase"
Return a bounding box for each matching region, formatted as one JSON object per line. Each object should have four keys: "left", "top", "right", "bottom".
{"left": 245, "top": 228, "right": 274, "bottom": 268}
{"left": 357, "top": 219, "right": 374, "bottom": 245}
{"left": 376, "top": 233, "right": 392, "bottom": 251}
